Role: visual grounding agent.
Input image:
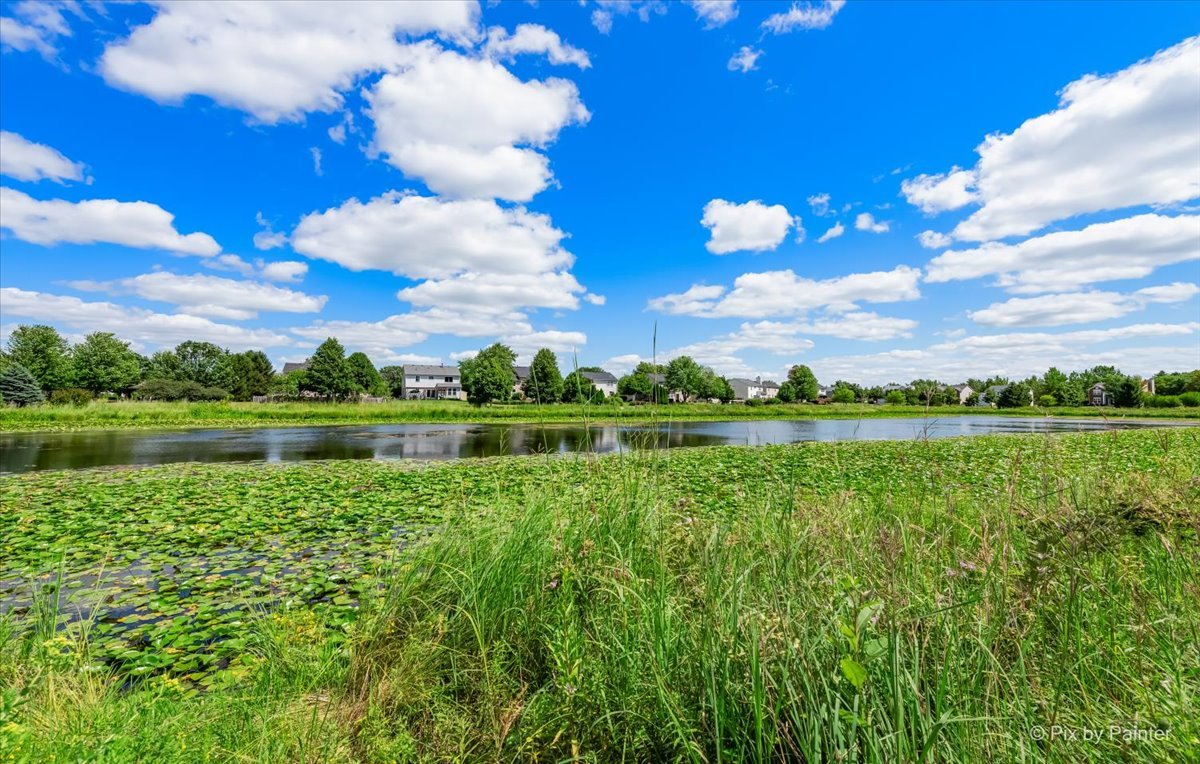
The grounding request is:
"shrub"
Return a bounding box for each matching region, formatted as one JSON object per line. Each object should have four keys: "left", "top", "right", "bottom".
{"left": 744, "top": 398, "right": 764, "bottom": 407}
{"left": 1144, "top": 395, "right": 1181, "bottom": 408}
{"left": 885, "top": 390, "right": 906, "bottom": 405}
{"left": 49, "top": 388, "right": 93, "bottom": 406}
{"left": 1179, "top": 392, "right": 1200, "bottom": 408}
{"left": 1037, "top": 394, "right": 1056, "bottom": 407}
{"left": 136, "top": 378, "right": 230, "bottom": 401}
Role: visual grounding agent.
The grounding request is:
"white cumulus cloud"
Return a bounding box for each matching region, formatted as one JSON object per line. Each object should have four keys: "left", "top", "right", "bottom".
{"left": 905, "top": 36, "right": 1200, "bottom": 242}
{"left": 648, "top": 265, "right": 922, "bottom": 318}
{"left": 483, "top": 24, "right": 590, "bottom": 68}
{"left": 727, "top": 45, "right": 762, "bottom": 73}
{"left": 99, "top": 1, "right": 479, "bottom": 123}
{"left": 0, "top": 187, "right": 220, "bottom": 256}
{"left": 366, "top": 42, "right": 589, "bottom": 201}
{"left": 817, "top": 222, "right": 845, "bottom": 243}
{"left": 925, "top": 213, "right": 1200, "bottom": 293}
{"left": 701, "top": 198, "right": 800, "bottom": 254}
{"left": 0, "top": 287, "right": 294, "bottom": 351}
{"left": 0, "top": 131, "right": 85, "bottom": 183}
{"left": 855, "top": 212, "right": 889, "bottom": 233}
{"left": 688, "top": 0, "right": 737, "bottom": 28}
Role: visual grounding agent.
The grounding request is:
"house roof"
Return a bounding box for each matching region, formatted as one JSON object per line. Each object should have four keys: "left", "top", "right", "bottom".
{"left": 759, "top": 380, "right": 780, "bottom": 389}
{"left": 985, "top": 384, "right": 1008, "bottom": 394}
{"left": 281, "top": 360, "right": 309, "bottom": 374}
{"left": 513, "top": 365, "right": 531, "bottom": 380}
{"left": 403, "top": 364, "right": 459, "bottom": 376}
{"left": 582, "top": 370, "right": 618, "bottom": 384}
{"left": 1090, "top": 382, "right": 1106, "bottom": 390}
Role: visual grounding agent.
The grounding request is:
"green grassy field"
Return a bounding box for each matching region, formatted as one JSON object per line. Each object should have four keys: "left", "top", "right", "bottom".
{"left": 2, "top": 398, "right": 1197, "bottom": 432}
{"left": 2, "top": 430, "right": 1198, "bottom": 761}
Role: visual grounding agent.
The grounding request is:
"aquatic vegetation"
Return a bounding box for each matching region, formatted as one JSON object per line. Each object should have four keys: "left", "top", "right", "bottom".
{"left": 2, "top": 429, "right": 1198, "bottom": 761}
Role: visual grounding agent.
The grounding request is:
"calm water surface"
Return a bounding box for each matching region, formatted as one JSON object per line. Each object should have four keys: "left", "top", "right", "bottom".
{"left": 1, "top": 416, "right": 1192, "bottom": 474}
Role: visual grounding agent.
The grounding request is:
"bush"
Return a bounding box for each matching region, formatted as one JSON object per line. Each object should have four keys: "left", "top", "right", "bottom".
{"left": 885, "top": 390, "right": 906, "bottom": 405}
{"left": 1037, "top": 394, "right": 1056, "bottom": 407}
{"left": 1144, "top": 395, "right": 1181, "bottom": 408}
{"left": 1180, "top": 392, "right": 1200, "bottom": 408}
{"left": 744, "top": 398, "right": 764, "bottom": 407}
{"left": 136, "top": 378, "right": 230, "bottom": 402}
{"left": 49, "top": 388, "right": 93, "bottom": 407}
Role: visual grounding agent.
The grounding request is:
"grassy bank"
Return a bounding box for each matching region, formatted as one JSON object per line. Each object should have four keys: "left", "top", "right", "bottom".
{"left": 2, "top": 430, "right": 1198, "bottom": 761}
{"left": 2, "top": 398, "right": 1198, "bottom": 432}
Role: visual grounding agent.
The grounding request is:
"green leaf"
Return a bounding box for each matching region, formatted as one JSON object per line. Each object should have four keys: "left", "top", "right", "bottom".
{"left": 840, "top": 656, "right": 867, "bottom": 691}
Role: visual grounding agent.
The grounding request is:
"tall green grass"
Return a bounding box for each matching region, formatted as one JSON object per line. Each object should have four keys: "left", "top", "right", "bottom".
{"left": 2, "top": 398, "right": 1196, "bottom": 432}
{"left": 342, "top": 437, "right": 1198, "bottom": 762}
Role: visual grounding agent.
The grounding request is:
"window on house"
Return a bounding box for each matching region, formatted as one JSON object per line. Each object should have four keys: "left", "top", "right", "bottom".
{"left": 445, "top": 376, "right": 453, "bottom": 382}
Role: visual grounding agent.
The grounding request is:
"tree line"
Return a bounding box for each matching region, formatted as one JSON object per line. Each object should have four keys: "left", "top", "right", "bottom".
{"left": 2, "top": 323, "right": 1196, "bottom": 408}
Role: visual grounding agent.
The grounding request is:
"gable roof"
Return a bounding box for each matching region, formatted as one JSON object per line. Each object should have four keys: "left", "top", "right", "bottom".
{"left": 513, "top": 365, "right": 531, "bottom": 380}
{"left": 582, "top": 370, "right": 618, "bottom": 384}
{"left": 281, "top": 360, "right": 309, "bottom": 374}
{"left": 403, "top": 364, "right": 459, "bottom": 376}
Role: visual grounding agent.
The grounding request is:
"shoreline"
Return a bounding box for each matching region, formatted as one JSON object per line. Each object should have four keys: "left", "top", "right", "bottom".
{"left": 2, "top": 400, "right": 1198, "bottom": 434}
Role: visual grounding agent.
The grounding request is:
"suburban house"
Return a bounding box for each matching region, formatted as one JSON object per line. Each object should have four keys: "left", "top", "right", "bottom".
{"left": 636, "top": 373, "right": 686, "bottom": 403}
{"left": 581, "top": 370, "right": 619, "bottom": 398}
{"left": 1140, "top": 377, "right": 1156, "bottom": 396}
{"left": 977, "top": 384, "right": 1008, "bottom": 406}
{"left": 1088, "top": 382, "right": 1111, "bottom": 406}
{"left": 728, "top": 377, "right": 780, "bottom": 402}
{"left": 401, "top": 364, "right": 466, "bottom": 400}
{"left": 281, "top": 360, "right": 309, "bottom": 374}
{"left": 950, "top": 383, "right": 975, "bottom": 404}
{"left": 512, "top": 365, "right": 531, "bottom": 398}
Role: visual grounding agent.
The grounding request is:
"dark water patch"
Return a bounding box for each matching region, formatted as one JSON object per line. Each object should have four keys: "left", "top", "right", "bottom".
{"left": 3, "top": 416, "right": 1193, "bottom": 474}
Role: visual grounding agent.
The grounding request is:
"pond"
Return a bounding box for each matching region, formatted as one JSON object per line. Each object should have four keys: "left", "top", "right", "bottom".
{"left": 1, "top": 415, "right": 1192, "bottom": 474}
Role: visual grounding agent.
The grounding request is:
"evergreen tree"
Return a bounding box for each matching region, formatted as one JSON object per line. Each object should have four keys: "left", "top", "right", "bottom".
{"left": 996, "top": 382, "right": 1032, "bottom": 409}
{"left": 0, "top": 363, "right": 46, "bottom": 406}
{"left": 525, "top": 348, "right": 564, "bottom": 403}
{"left": 459, "top": 343, "right": 517, "bottom": 405}
{"left": 73, "top": 332, "right": 141, "bottom": 395}
{"left": 1113, "top": 377, "right": 1143, "bottom": 408}
{"left": 305, "top": 337, "right": 357, "bottom": 400}
{"left": 228, "top": 351, "right": 275, "bottom": 400}
{"left": 347, "top": 352, "right": 387, "bottom": 396}
{"left": 786, "top": 364, "right": 820, "bottom": 402}
{"left": 6, "top": 324, "right": 73, "bottom": 392}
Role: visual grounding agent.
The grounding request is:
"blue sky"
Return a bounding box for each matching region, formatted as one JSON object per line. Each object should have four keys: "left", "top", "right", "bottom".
{"left": 1, "top": 0, "right": 1198, "bottom": 384}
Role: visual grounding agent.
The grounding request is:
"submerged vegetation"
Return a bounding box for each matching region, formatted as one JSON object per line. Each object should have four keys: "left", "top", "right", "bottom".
{"left": 2, "top": 429, "right": 1198, "bottom": 761}
{"left": 2, "top": 398, "right": 1198, "bottom": 433}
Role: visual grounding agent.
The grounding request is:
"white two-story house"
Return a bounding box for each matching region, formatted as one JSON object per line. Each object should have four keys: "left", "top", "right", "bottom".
{"left": 401, "top": 364, "right": 466, "bottom": 400}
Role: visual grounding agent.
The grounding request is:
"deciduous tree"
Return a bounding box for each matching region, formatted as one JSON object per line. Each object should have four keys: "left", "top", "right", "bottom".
{"left": 73, "top": 332, "right": 141, "bottom": 395}
{"left": 459, "top": 343, "right": 517, "bottom": 405}
{"left": 786, "top": 364, "right": 820, "bottom": 402}
{"left": 6, "top": 324, "right": 73, "bottom": 392}
{"left": 305, "top": 337, "right": 357, "bottom": 401}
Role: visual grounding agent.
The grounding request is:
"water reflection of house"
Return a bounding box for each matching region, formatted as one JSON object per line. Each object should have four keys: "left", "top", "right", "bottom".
{"left": 401, "top": 365, "right": 466, "bottom": 400}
